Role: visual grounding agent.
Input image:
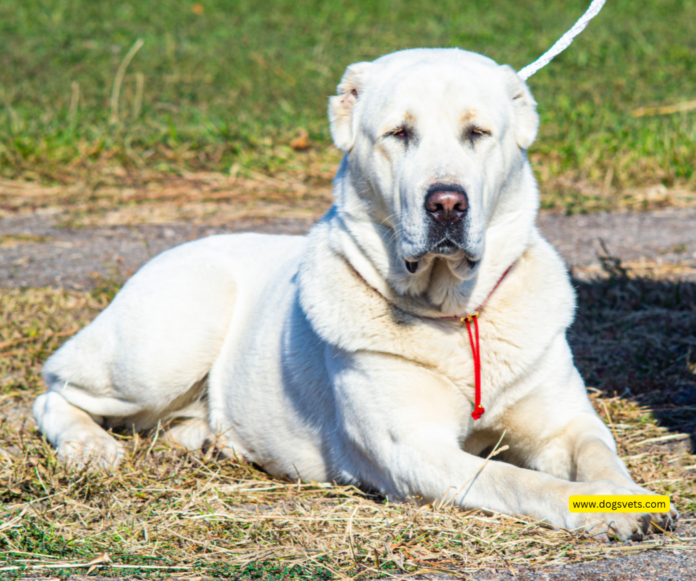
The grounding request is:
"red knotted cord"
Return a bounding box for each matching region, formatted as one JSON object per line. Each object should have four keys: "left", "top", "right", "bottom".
{"left": 457, "top": 264, "right": 513, "bottom": 421}
{"left": 462, "top": 313, "right": 484, "bottom": 420}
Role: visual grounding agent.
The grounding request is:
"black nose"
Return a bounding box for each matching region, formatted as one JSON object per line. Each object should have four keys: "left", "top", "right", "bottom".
{"left": 424, "top": 183, "right": 468, "bottom": 225}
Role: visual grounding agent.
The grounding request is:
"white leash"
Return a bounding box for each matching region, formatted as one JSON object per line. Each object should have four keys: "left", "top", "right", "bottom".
{"left": 517, "top": 0, "right": 607, "bottom": 80}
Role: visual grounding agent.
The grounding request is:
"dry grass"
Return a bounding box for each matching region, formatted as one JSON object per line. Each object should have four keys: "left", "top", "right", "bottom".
{"left": 534, "top": 169, "right": 696, "bottom": 215}
{"left": 1, "top": 260, "right": 695, "bottom": 579}
{"left": 0, "top": 166, "right": 336, "bottom": 230}
{"left": 3, "top": 166, "right": 696, "bottom": 233}
{"left": 0, "top": 287, "right": 112, "bottom": 396}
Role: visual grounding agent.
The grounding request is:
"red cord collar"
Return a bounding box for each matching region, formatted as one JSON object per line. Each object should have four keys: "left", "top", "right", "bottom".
{"left": 462, "top": 264, "right": 514, "bottom": 420}
{"left": 440, "top": 263, "right": 515, "bottom": 421}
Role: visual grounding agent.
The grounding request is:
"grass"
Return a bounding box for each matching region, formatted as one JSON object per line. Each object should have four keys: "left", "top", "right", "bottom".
{"left": 0, "top": 259, "right": 695, "bottom": 579}
{"left": 1, "top": 0, "right": 696, "bottom": 213}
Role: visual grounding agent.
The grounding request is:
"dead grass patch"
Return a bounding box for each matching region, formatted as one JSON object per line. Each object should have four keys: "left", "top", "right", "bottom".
{"left": 0, "top": 166, "right": 335, "bottom": 229}
{"left": 0, "top": 235, "right": 52, "bottom": 250}
{"left": 3, "top": 168, "right": 696, "bottom": 231}
{"left": 0, "top": 408, "right": 693, "bottom": 579}
{"left": 0, "top": 287, "right": 111, "bottom": 396}
{"left": 1, "top": 258, "right": 695, "bottom": 579}
{"left": 538, "top": 174, "right": 696, "bottom": 215}
{"left": 573, "top": 258, "right": 696, "bottom": 282}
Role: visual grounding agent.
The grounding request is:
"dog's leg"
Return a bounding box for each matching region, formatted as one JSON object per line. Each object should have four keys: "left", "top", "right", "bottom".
{"left": 34, "top": 238, "right": 245, "bottom": 466}
{"left": 520, "top": 410, "right": 678, "bottom": 534}
{"left": 499, "top": 337, "right": 678, "bottom": 535}
{"left": 33, "top": 391, "right": 124, "bottom": 468}
{"left": 329, "top": 349, "right": 665, "bottom": 541}
{"left": 36, "top": 371, "right": 216, "bottom": 466}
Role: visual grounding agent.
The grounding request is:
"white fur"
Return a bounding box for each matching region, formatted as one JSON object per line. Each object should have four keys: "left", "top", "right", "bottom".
{"left": 34, "top": 48, "right": 675, "bottom": 540}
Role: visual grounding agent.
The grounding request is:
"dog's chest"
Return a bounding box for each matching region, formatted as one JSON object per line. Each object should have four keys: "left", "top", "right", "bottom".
{"left": 404, "top": 315, "right": 532, "bottom": 407}
{"left": 299, "top": 225, "right": 574, "bottom": 414}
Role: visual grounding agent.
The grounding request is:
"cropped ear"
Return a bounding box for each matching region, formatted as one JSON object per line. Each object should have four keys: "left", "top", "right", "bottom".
{"left": 500, "top": 65, "right": 539, "bottom": 150}
{"left": 328, "top": 61, "right": 373, "bottom": 151}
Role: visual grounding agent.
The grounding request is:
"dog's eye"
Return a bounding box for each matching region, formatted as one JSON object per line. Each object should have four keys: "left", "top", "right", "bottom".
{"left": 467, "top": 126, "right": 490, "bottom": 143}
{"left": 390, "top": 127, "right": 411, "bottom": 141}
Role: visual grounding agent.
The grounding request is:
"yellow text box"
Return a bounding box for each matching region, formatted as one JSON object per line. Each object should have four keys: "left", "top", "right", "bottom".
{"left": 569, "top": 495, "right": 670, "bottom": 513}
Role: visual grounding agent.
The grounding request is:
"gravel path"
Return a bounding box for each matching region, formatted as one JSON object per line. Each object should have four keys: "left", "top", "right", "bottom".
{"left": 1, "top": 208, "right": 696, "bottom": 288}
{"left": 0, "top": 216, "right": 315, "bottom": 289}
{"left": 472, "top": 550, "right": 696, "bottom": 580}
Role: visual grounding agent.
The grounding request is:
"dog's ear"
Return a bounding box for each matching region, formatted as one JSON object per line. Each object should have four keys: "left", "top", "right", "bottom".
{"left": 500, "top": 65, "right": 539, "bottom": 150}
{"left": 328, "top": 61, "right": 373, "bottom": 152}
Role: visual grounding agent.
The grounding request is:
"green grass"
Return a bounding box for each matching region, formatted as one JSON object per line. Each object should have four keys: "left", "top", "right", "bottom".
{"left": 1, "top": 0, "right": 695, "bottom": 210}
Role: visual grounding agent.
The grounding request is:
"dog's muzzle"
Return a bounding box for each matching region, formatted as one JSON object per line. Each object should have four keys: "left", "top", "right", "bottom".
{"left": 403, "top": 183, "right": 478, "bottom": 275}
{"left": 425, "top": 183, "right": 468, "bottom": 255}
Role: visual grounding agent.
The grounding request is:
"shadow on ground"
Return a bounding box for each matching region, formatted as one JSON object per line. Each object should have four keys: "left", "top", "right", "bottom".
{"left": 570, "top": 271, "right": 696, "bottom": 449}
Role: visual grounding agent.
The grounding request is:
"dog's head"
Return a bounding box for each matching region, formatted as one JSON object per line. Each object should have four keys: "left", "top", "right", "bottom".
{"left": 329, "top": 48, "right": 539, "bottom": 287}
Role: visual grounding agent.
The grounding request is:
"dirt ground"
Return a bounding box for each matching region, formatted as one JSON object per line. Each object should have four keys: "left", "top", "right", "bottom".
{"left": 3, "top": 207, "right": 696, "bottom": 581}
{"left": 2, "top": 208, "right": 695, "bottom": 289}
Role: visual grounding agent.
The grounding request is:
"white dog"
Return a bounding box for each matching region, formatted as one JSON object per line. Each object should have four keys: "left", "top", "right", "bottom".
{"left": 34, "top": 48, "right": 676, "bottom": 540}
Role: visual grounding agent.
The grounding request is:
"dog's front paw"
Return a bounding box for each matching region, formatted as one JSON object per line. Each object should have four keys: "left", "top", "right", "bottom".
{"left": 628, "top": 485, "right": 679, "bottom": 534}
{"left": 576, "top": 510, "right": 651, "bottom": 542}
{"left": 57, "top": 431, "right": 125, "bottom": 469}
{"left": 566, "top": 480, "right": 672, "bottom": 541}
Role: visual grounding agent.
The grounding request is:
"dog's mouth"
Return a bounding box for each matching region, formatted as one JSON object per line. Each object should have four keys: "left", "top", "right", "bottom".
{"left": 432, "top": 239, "right": 459, "bottom": 256}
{"left": 403, "top": 238, "right": 479, "bottom": 274}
